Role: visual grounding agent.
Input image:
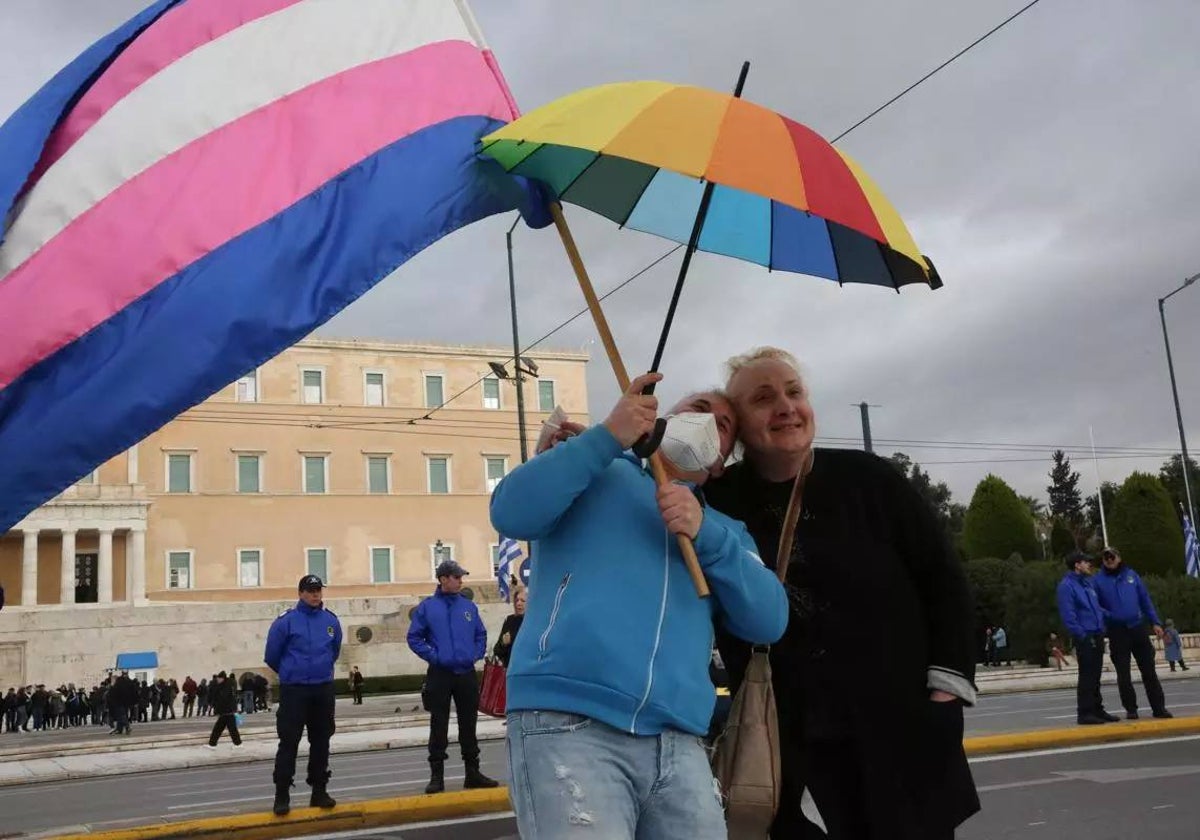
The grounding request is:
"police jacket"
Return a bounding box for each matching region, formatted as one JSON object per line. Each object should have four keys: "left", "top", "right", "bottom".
{"left": 406, "top": 588, "right": 486, "bottom": 675}
{"left": 264, "top": 599, "right": 342, "bottom": 685}
{"left": 1056, "top": 572, "right": 1107, "bottom": 639}
{"left": 1093, "top": 562, "right": 1161, "bottom": 629}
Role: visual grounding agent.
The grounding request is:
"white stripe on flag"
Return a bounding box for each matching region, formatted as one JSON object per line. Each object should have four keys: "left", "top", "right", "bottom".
{"left": 1185, "top": 516, "right": 1200, "bottom": 578}
{"left": 1, "top": 0, "right": 476, "bottom": 279}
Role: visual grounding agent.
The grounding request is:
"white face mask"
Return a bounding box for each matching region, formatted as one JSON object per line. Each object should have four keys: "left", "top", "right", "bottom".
{"left": 659, "top": 413, "right": 722, "bottom": 475}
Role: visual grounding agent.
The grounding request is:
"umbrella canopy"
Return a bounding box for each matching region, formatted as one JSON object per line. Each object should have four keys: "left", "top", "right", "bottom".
{"left": 482, "top": 80, "right": 939, "bottom": 290}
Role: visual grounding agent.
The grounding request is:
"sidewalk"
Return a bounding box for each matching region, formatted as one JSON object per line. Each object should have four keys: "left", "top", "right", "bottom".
{"left": 974, "top": 662, "right": 1199, "bottom": 694}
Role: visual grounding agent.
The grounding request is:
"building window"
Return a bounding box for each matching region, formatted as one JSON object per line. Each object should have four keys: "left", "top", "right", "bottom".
{"left": 485, "top": 456, "right": 508, "bottom": 492}
{"left": 166, "top": 453, "right": 192, "bottom": 493}
{"left": 366, "top": 455, "right": 390, "bottom": 494}
{"left": 306, "top": 548, "right": 329, "bottom": 582}
{"left": 429, "top": 543, "right": 456, "bottom": 580}
{"left": 538, "top": 380, "right": 556, "bottom": 412}
{"left": 490, "top": 544, "right": 502, "bottom": 576}
{"left": 424, "top": 374, "right": 444, "bottom": 408}
{"left": 238, "top": 549, "right": 262, "bottom": 587}
{"left": 427, "top": 456, "right": 450, "bottom": 494}
{"left": 237, "top": 454, "right": 262, "bottom": 494}
{"left": 303, "top": 455, "right": 328, "bottom": 494}
{"left": 167, "top": 551, "right": 193, "bottom": 590}
{"left": 370, "top": 547, "right": 393, "bottom": 583}
{"left": 236, "top": 370, "right": 258, "bottom": 403}
{"left": 301, "top": 368, "right": 324, "bottom": 404}
{"left": 482, "top": 377, "right": 501, "bottom": 410}
{"left": 364, "top": 371, "right": 385, "bottom": 407}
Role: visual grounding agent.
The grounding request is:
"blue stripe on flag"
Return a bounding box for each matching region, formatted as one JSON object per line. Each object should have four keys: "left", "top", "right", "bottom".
{"left": 496, "top": 536, "right": 524, "bottom": 602}
{"left": 1184, "top": 515, "right": 1200, "bottom": 578}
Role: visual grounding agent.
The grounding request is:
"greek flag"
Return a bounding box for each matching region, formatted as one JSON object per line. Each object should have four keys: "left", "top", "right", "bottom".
{"left": 1185, "top": 514, "right": 1200, "bottom": 578}
{"left": 497, "top": 536, "right": 524, "bottom": 601}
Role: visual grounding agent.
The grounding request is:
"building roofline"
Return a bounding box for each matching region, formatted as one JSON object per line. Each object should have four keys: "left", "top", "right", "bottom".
{"left": 295, "top": 337, "right": 590, "bottom": 362}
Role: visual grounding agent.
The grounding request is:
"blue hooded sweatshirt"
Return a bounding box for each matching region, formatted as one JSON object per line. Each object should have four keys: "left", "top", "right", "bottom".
{"left": 406, "top": 589, "right": 487, "bottom": 674}
{"left": 1093, "top": 562, "right": 1161, "bottom": 629}
{"left": 1056, "top": 572, "right": 1106, "bottom": 640}
{"left": 264, "top": 600, "right": 342, "bottom": 685}
{"left": 490, "top": 424, "right": 788, "bottom": 738}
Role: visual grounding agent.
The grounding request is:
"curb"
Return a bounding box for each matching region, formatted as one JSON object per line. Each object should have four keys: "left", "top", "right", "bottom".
{"left": 40, "top": 718, "right": 1200, "bottom": 839}
{"left": 51, "top": 789, "right": 512, "bottom": 840}
{"left": 963, "top": 714, "right": 1200, "bottom": 756}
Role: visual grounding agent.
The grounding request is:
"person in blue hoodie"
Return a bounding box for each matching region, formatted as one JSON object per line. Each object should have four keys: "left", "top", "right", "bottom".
{"left": 264, "top": 574, "right": 342, "bottom": 815}
{"left": 1056, "top": 552, "right": 1118, "bottom": 725}
{"left": 1094, "top": 547, "right": 1172, "bottom": 719}
{"left": 406, "top": 559, "right": 499, "bottom": 794}
{"left": 491, "top": 373, "right": 788, "bottom": 840}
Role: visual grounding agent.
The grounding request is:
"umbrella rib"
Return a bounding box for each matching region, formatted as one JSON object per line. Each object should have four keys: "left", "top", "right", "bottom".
{"left": 616, "top": 165, "right": 663, "bottom": 229}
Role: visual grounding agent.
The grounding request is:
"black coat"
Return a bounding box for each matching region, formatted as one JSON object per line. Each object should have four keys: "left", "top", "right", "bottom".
{"left": 708, "top": 449, "right": 980, "bottom": 839}
{"left": 210, "top": 679, "right": 238, "bottom": 715}
{"left": 492, "top": 614, "right": 524, "bottom": 667}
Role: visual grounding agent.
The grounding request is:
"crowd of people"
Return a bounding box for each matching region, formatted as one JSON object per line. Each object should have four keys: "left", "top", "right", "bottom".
{"left": 1, "top": 670, "right": 272, "bottom": 736}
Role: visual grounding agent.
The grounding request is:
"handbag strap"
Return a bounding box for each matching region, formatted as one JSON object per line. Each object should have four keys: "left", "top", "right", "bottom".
{"left": 773, "top": 450, "right": 813, "bottom": 583}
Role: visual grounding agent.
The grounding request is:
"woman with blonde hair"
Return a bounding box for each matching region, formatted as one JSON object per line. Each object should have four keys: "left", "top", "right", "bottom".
{"left": 705, "top": 346, "right": 980, "bottom": 839}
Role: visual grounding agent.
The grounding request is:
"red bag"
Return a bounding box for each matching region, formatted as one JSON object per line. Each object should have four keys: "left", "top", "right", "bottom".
{"left": 479, "top": 658, "right": 507, "bottom": 718}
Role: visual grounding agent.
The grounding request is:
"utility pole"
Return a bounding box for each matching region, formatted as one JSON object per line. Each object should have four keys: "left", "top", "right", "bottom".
{"left": 856, "top": 402, "right": 881, "bottom": 453}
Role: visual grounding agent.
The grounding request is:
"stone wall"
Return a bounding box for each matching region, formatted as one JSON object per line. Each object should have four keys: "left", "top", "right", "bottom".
{"left": 0, "top": 596, "right": 512, "bottom": 688}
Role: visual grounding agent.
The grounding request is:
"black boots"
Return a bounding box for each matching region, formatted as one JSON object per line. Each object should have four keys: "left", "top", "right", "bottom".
{"left": 309, "top": 771, "right": 336, "bottom": 809}
{"left": 425, "top": 761, "right": 445, "bottom": 795}
{"left": 463, "top": 761, "right": 499, "bottom": 790}
{"left": 272, "top": 784, "right": 290, "bottom": 816}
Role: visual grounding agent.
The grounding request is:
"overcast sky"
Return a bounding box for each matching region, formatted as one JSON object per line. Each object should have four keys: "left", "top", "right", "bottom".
{"left": 4, "top": 0, "right": 1200, "bottom": 507}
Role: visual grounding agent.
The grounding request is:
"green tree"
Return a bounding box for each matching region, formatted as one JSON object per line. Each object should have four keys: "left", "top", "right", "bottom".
{"left": 964, "top": 557, "right": 1019, "bottom": 631}
{"left": 1020, "top": 495, "right": 1046, "bottom": 519}
{"left": 1158, "top": 454, "right": 1200, "bottom": 516}
{"left": 1047, "top": 450, "right": 1084, "bottom": 526}
{"left": 1050, "top": 519, "right": 1076, "bottom": 558}
{"left": 1107, "top": 472, "right": 1185, "bottom": 577}
{"left": 887, "top": 452, "right": 963, "bottom": 543}
{"left": 1143, "top": 575, "right": 1200, "bottom": 632}
{"left": 963, "top": 475, "right": 1040, "bottom": 562}
{"left": 1003, "top": 561, "right": 1066, "bottom": 665}
{"left": 1084, "top": 481, "right": 1119, "bottom": 542}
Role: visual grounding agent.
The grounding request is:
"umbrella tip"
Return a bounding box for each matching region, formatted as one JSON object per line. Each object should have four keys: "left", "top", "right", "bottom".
{"left": 924, "top": 255, "right": 944, "bottom": 290}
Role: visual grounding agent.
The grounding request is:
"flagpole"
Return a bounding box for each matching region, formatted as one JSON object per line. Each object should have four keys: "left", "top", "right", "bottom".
{"left": 1089, "top": 426, "right": 1109, "bottom": 546}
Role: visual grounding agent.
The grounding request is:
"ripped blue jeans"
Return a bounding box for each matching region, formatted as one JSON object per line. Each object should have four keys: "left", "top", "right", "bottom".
{"left": 506, "top": 710, "right": 726, "bottom": 839}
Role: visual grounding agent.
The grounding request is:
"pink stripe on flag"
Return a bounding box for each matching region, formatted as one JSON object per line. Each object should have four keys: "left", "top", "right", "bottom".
{"left": 0, "top": 39, "right": 509, "bottom": 391}
{"left": 29, "top": 0, "right": 305, "bottom": 186}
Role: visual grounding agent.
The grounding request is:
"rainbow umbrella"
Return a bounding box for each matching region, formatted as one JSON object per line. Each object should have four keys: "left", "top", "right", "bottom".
{"left": 482, "top": 71, "right": 941, "bottom": 291}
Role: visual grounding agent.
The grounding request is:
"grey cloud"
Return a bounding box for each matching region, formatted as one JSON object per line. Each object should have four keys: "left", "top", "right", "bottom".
{"left": 4, "top": 0, "right": 1200, "bottom": 508}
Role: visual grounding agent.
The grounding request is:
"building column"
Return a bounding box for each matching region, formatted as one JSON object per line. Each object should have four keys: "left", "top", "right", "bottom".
{"left": 98, "top": 529, "right": 114, "bottom": 604}
{"left": 60, "top": 529, "right": 77, "bottom": 605}
{"left": 21, "top": 530, "right": 39, "bottom": 606}
{"left": 130, "top": 527, "right": 146, "bottom": 605}
{"left": 127, "top": 445, "right": 139, "bottom": 485}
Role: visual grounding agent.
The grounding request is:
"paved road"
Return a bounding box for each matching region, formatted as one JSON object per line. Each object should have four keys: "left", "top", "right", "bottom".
{"left": 299, "top": 738, "right": 1200, "bottom": 840}
{"left": 4, "top": 679, "right": 1200, "bottom": 836}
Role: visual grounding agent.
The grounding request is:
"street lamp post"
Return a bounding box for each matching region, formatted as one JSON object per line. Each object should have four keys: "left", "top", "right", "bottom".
{"left": 1158, "top": 271, "right": 1200, "bottom": 525}
{"left": 506, "top": 215, "right": 529, "bottom": 463}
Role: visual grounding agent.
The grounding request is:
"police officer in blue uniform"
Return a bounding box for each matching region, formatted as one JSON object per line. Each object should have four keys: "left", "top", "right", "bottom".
{"left": 406, "top": 559, "right": 499, "bottom": 794}
{"left": 265, "top": 574, "right": 342, "bottom": 816}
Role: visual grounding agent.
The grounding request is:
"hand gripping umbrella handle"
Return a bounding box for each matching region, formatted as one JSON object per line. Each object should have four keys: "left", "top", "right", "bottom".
{"left": 549, "top": 203, "right": 710, "bottom": 599}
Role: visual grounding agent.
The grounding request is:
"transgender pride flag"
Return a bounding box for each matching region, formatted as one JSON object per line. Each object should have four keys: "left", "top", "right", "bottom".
{"left": 0, "top": 0, "right": 546, "bottom": 532}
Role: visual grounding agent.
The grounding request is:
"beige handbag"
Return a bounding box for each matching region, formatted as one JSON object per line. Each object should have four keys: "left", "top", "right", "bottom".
{"left": 712, "top": 464, "right": 807, "bottom": 838}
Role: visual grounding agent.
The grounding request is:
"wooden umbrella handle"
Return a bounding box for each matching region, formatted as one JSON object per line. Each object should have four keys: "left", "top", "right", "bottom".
{"left": 549, "top": 203, "right": 710, "bottom": 599}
